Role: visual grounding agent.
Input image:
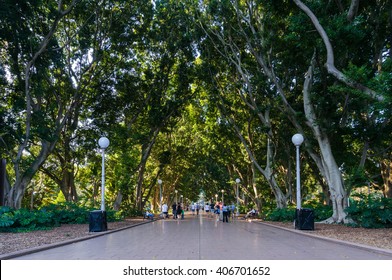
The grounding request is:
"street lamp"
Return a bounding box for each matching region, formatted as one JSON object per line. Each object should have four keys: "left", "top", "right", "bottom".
{"left": 88, "top": 136, "right": 109, "bottom": 232}
{"left": 235, "top": 178, "right": 240, "bottom": 216}
{"left": 291, "top": 133, "right": 304, "bottom": 210}
{"left": 175, "top": 190, "right": 178, "bottom": 204}
{"left": 158, "top": 179, "right": 162, "bottom": 212}
{"left": 180, "top": 194, "right": 183, "bottom": 205}
{"left": 221, "top": 189, "right": 224, "bottom": 205}
{"left": 215, "top": 194, "right": 218, "bottom": 203}
{"left": 30, "top": 191, "right": 37, "bottom": 210}
{"left": 98, "top": 136, "right": 110, "bottom": 211}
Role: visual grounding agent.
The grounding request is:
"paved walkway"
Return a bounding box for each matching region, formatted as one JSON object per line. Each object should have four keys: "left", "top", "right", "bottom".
{"left": 9, "top": 212, "right": 392, "bottom": 260}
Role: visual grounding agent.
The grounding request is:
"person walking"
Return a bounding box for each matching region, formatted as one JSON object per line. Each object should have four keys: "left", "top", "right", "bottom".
{"left": 177, "top": 203, "right": 184, "bottom": 220}
{"left": 215, "top": 204, "right": 220, "bottom": 221}
{"left": 204, "top": 203, "right": 210, "bottom": 217}
{"left": 162, "top": 203, "right": 168, "bottom": 219}
{"left": 181, "top": 204, "right": 185, "bottom": 219}
{"left": 219, "top": 202, "right": 223, "bottom": 221}
{"left": 222, "top": 204, "right": 229, "bottom": 223}
{"left": 191, "top": 203, "right": 195, "bottom": 215}
{"left": 227, "top": 203, "right": 231, "bottom": 222}
{"left": 231, "top": 203, "right": 236, "bottom": 220}
{"left": 172, "top": 203, "right": 177, "bottom": 219}
{"left": 196, "top": 203, "right": 200, "bottom": 215}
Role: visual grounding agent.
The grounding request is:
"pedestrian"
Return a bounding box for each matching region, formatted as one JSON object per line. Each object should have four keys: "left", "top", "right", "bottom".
{"left": 181, "top": 204, "right": 185, "bottom": 219}
{"left": 219, "top": 202, "right": 223, "bottom": 221}
{"left": 177, "top": 203, "right": 184, "bottom": 220}
{"left": 215, "top": 204, "right": 220, "bottom": 221}
{"left": 204, "top": 203, "right": 210, "bottom": 217}
{"left": 231, "top": 203, "right": 236, "bottom": 220}
{"left": 191, "top": 203, "right": 195, "bottom": 215}
{"left": 222, "top": 204, "right": 229, "bottom": 223}
{"left": 172, "top": 203, "right": 177, "bottom": 219}
{"left": 162, "top": 203, "right": 168, "bottom": 219}
{"left": 196, "top": 203, "right": 200, "bottom": 215}
{"left": 227, "top": 203, "right": 231, "bottom": 222}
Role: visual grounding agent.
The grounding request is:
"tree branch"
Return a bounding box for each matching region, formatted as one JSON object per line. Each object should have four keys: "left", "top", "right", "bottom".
{"left": 293, "top": 0, "right": 384, "bottom": 102}
{"left": 347, "top": 0, "right": 360, "bottom": 22}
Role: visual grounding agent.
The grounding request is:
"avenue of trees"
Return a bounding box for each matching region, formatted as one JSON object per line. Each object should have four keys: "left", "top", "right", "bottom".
{"left": 0, "top": 0, "right": 391, "bottom": 224}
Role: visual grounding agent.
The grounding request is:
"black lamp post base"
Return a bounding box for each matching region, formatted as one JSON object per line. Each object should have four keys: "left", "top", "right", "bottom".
{"left": 295, "top": 208, "right": 314, "bottom": 230}
{"left": 89, "top": 210, "right": 108, "bottom": 232}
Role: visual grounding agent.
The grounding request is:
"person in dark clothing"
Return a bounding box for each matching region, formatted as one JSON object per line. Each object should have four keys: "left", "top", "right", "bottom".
{"left": 177, "top": 204, "right": 183, "bottom": 220}
{"left": 227, "top": 203, "right": 231, "bottom": 222}
{"left": 222, "top": 204, "right": 229, "bottom": 223}
{"left": 215, "top": 204, "right": 220, "bottom": 221}
{"left": 172, "top": 203, "right": 177, "bottom": 219}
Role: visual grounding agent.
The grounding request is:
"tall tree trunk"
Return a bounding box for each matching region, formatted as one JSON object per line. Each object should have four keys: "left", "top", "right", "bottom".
{"left": 250, "top": 163, "right": 262, "bottom": 212}
{"left": 41, "top": 157, "right": 78, "bottom": 203}
{"left": 135, "top": 127, "right": 161, "bottom": 211}
{"left": 228, "top": 112, "right": 287, "bottom": 209}
{"left": 317, "top": 137, "right": 347, "bottom": 222}
{"left": 6, "top": 141, "right": 55, "bottom": 208}
{"left": 380, "top": 159, "right": 392, "bottom": 198}
{"left": 0, "top": 159, "right": 8, "bottom": 206}
{"left": 347, "top": 0, "right": 360, "bottom": 22}
{"left": 4, "top": 1, "right": 78, "bottom": 209}
{"left": 113, "top": 191, "right": 123, "bottom": 211}
{"left": 61, "top": 165, "right": 77, "bottom": 202}
{"left": 303, "top": 54, "right": 347, "bottom": 223}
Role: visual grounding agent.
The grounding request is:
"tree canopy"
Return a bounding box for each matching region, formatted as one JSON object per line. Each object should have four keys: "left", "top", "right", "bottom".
{"left": 0, "top": 0, "right": 391, "bottom": 223}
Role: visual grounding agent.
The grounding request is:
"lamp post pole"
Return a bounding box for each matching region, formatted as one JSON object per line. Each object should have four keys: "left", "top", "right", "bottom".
{"left": 175, "top": 190, "right": 178, "bottom": 205}
{"left": 158, "top": 179, "right": 162, "bottom": 213}
{"left": 221, "top": 189, "right": 224, "bottom": 205}
{"left": 235, "top": 178, "right": 240, "bottom": 216}
{"left": 30, "top": 191, "right": 37, "bottom": 210}
{"left": 215, "top": 194, "right": 218, "bottom": 204}
{"left": 291, "top": 134, "right": 304, "bottom": 210}
{"left": 98, "top": 137, "right": 110, "bottom": 212}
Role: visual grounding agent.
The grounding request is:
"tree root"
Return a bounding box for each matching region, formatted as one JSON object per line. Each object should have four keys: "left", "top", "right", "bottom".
{"left": 318, "top": 217, "right": 356, "bottom": 225}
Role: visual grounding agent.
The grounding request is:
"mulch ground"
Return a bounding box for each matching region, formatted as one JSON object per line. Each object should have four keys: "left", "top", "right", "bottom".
{"left": 261, "top": 221, "right": 392, "bottom": 250}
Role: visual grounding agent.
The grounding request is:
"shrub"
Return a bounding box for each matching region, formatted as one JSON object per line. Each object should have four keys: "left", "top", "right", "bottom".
{"left": 0, "top": 202, "right": 130, "bottom": 232}
{"left": 0, "top": 207, "right": 55, "bottom": 232}
{"left": 265, "top": 207, "right": 295, "bottom": 222}
{"left": 303, "top": 203, "right": 332, "bottom": 222}
{"left": 264, "top": 203, "right": 333, "bottom": 222}
{"left": 118, "top": 207, "right": 143, "bottom": 218}
{"left": 0, "top": 207, "right": 15, "bottom": 228}
{"left": 41, "top": 202, "right": 90, "bottom": 224}
{"left": 106, "top": 210, "right": 124, "bottom": 222}
{"left": 345, "top": 194, "right": 392, "bottom": 228}
{"left": 12, "top": 208, "right": 37, "bottom": 228}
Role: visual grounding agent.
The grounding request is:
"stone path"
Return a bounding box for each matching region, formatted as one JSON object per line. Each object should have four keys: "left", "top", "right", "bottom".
{"left": 10, "top": 212, "right": 392, "bottom": 260}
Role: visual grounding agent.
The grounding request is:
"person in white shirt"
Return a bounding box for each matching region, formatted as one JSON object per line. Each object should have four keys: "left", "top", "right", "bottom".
{"left": 204, "top": 203, "right": 210, "bottom": 217}
{"left": 162, "top": 203, "right": 168, "bottom": 218}
{"left": 245, "top": 209, "right": 256, "bottom": 219}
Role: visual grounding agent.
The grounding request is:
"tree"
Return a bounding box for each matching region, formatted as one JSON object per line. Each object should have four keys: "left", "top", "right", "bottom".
{"left": 196, "top": 0, "right": 391, "bottom": 223}
{"left": 1, "top": 0, "right": 390, "bottom": 216}
{"left": 0, "top": 0, "right": 81, "bottom": 208}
